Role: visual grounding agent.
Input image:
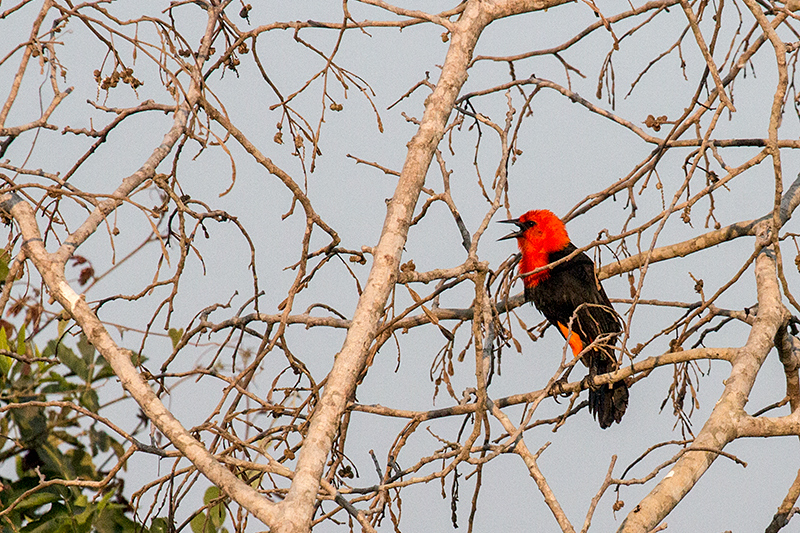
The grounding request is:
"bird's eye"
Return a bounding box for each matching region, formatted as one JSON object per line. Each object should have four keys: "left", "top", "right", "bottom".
{"left": 525, "top": 220, "right": 536, "bottom": 229}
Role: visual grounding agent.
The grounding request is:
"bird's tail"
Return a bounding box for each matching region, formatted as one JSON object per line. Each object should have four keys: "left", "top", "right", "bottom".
{"left": 588, "top": 352, "right": 628, "bottom": 429}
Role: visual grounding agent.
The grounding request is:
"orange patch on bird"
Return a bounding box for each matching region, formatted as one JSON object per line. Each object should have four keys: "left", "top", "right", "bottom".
{"left": 557, "top": 322, "right": 585, "bottom": 357}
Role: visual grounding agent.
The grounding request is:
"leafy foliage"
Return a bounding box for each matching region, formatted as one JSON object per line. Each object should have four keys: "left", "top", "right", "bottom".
{"left": 190, "top": 487, "right": 229, "bottom": 533}
{"left": 0, "top": 324, "right": 144, "bottom": 532}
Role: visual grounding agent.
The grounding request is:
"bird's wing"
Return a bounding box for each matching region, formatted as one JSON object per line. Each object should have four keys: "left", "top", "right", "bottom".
{"left": 528, "top": 243, "right": 621, "bottom": 358}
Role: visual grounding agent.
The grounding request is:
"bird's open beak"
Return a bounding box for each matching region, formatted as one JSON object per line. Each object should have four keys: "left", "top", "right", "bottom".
{"left": 498, "top": 218, "right": 523, "bottom": 241}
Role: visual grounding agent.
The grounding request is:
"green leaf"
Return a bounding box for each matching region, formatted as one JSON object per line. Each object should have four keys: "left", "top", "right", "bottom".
{"left": 10, "top": 404, "right": 47, "bottom": 446}
{"left": 93, "top": 353, "right": 116, "bottom": 380}
{"left": 77, "top": 333, "right": 95, "bottom": 369}
{"left": 0, "top": 326, "right": 11, "bottom": 376}
{"left": 128, "top": 350, "right": 146, "bottom": 367}
{"left": 68, "top": 447, "right": 99, "bottom": 480}
{"left": 71, "top": 495, "right": 95, "bottom": 531}
{"left": 19, "top": 502, "right": 73, "bottom": 533}
{"left": 14, "top": 490, "right": 60, "bottom": 512}
{"left": 57, "top": 317, "right": 69, "bottom": 337}
{"left": 209, "top": 500, "right": 226, "bottom": 528}
{"left": 0, "top": 323, "right": 8, "bottom": 351}
{"left": 45, "top": 340, "right": 88, "bottom": 381}
{"left": 0, "top": 252, "right": 9, "bottom": 283}
{"left": 151, "top": 517, "right": 170, "bottom": 533}
{"left": 90, "top": 426, "right": 110, "bottom": 454}
{"left": 168, "top": 328, "right": 183, "bottom": 349}
{"left": 79, "top": 388, "right": 100, "bottom": 413}
{"left": 95, "top": 489, "right": 115, "bottom": 513}
{"left": 190, "top": 512, "right": 211, "bottom": 533}
{"left": 17, "top": 323, "right": 26, "bottom": 356}
{"left": 36, "top": 441, "right": 74, "bottom": 479}
{"left": 95, "top": 503, "right": 143, "bottom": 533}
{"left": 203, "top": 486, "right": 226, "bottom": 529}
{"left": 42, "top": 371, "right": 77, "bottom": 394}
{"left": 109, "top": 439, "right": 127, "bottom": 463}
{"left": 203, "top": 486, "right": 221, "bottom": 506}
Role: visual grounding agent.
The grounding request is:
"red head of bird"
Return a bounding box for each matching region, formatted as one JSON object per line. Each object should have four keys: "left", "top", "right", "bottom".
{"left": 499, "top": 209, "right": 571, "bottom": 286}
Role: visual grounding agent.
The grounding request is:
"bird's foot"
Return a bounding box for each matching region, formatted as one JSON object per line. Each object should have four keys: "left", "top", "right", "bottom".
{"left": 548, "top": 375, "right": 572, "bottom": 399}
{"left": 581, "top": 374, "right": 600, "bottom": 392}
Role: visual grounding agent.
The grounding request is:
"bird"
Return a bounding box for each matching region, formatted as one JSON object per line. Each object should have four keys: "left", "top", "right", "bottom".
{"left": 500, "top": 209, "right": 628, "bottom": 428}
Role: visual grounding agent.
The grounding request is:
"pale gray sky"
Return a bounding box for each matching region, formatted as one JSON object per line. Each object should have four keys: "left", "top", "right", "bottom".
{"left": 3, "top": 0, "right": 799, "bottom": 531}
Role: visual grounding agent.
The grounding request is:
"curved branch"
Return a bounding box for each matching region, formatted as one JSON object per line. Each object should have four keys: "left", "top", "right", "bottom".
{"left": 0, "top": 190, "right": 281, "bottom": 526}
{"left": 618, "top": 239, "right": 788, "bottom": 532}
{"left": 351, "top": 345, "right": 736, "bottom": 421}
{"left": 276, "top": 5, "right": 494, "bottom": 530}
{"left": 601, "top": 172, "right": 800, "bottom": 279}
{"left": 0, "top": 5, "right": 286, "bottom": 529}
{"left": 277, "top": 1, "right": 574, "bottom": 531}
